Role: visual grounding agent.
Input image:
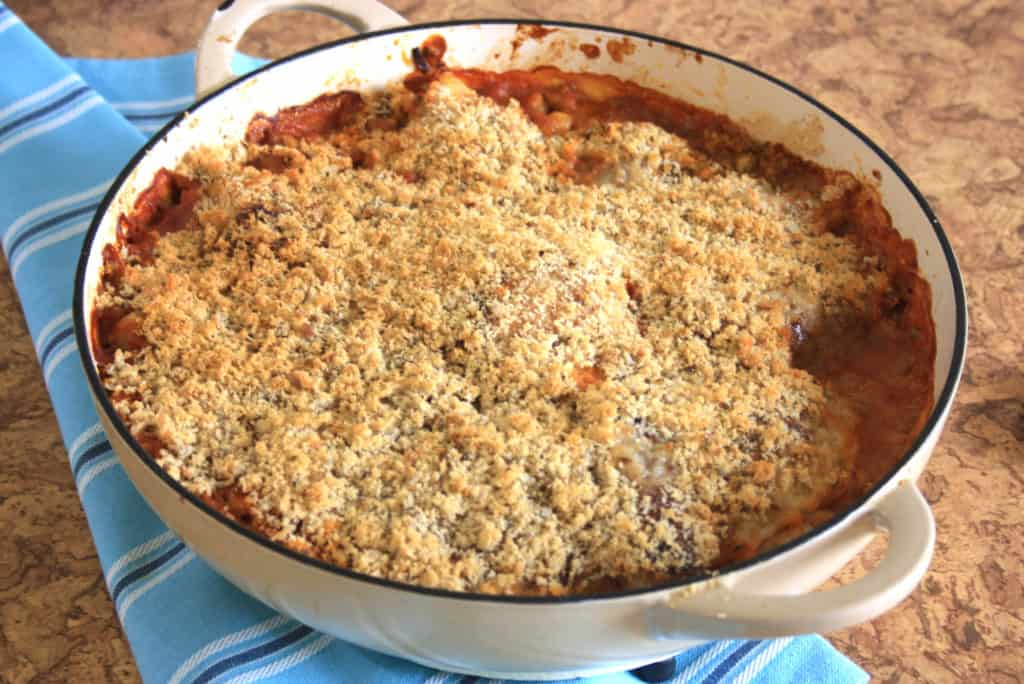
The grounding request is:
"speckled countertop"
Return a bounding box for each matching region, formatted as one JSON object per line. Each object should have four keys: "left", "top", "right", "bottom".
{"left": 1, "top": 1, "right": 1021, "bottom": 682}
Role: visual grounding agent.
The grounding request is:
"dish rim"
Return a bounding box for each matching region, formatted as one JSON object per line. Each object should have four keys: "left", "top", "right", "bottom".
{"left": 72, "top": 17, "right": 968, "bottom": 605}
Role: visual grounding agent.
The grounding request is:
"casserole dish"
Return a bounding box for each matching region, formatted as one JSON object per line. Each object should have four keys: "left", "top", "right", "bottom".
{"left": 72, "top": 0, "right": 968, "bottom": 679}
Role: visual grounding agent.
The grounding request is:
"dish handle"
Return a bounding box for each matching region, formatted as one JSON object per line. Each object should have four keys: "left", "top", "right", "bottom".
{"left": 195, "top": 0, "right": 409, "bottom": 98}
{"left": 647, "top": 482, "right": 935, "bottom": 639}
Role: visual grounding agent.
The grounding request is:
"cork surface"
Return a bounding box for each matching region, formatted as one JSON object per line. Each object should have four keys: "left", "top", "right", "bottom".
{"left": 0, "top": 0, "right": 1021, "bottom": 682}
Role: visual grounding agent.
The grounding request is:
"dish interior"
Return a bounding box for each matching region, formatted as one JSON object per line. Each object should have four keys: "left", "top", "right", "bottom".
{"left": 77, "top": 21, "right": 962, "bottom": 600}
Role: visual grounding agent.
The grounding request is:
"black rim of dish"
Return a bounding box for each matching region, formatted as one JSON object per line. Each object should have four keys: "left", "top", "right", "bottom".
{"left": 73, "top": 18, "right": 968, "bottom": 605}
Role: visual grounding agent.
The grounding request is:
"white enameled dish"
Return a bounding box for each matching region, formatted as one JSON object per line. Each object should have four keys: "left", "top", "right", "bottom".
{"left": 73, "top": 1, "right": 968, "bottom": 679}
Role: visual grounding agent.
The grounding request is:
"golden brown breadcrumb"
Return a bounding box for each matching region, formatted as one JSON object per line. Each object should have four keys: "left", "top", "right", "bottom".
{"left": 97, "top": 79, "right": 895, "bottom": 594}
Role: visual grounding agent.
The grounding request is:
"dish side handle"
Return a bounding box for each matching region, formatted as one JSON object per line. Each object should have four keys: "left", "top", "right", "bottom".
{"left": 195, "top": 0, "right": 409, "bottom": 98}
{"left": 648, "top": 482, "right": 935, "bottom": 639}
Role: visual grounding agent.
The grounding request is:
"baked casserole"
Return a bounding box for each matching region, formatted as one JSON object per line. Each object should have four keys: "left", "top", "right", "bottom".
{"left": 90, "top": 37, "right": 935, "bottom": 596}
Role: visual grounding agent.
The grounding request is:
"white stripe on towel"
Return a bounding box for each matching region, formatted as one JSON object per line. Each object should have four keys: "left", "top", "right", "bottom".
{"left": 117, "top": 549, "right": 196, "bottom": 622}
{"left": 43, "top": 337, "right": 77, "bottom": 384}
{"left": 0, "top": 14, "right": 21, "bottom": 34}
{"left": 0, "top": 74, "right": 79, "bottom": 125}
{"left": 3, "top": 179, "right": 109, "bottom": 250}
{"left": 672, "top": 640, "right": 733, "bottom": 683}
{"left": 12, "top": 219, "right": 89, "bottom": 280}
{"left": 33, "top": 308, "right": 72, "bottom": 355}
{"left": 104, "top": 530, "right": 177, "bottom": 588}
{"left": 732, "top": 638, "right": 793, "bottom": 684}
{"left": 66, "top": 421, "right": 103, "bottom": 462}
{"left": 77, "top": 454, "right": 118, "bottom": 494}
{"left": 113, "top": 94, "right": 193, "bottom": 111}
{"left": 167, "top": 615, "right": 294, "bottom": 684}
{"left": 423, "top": 674, "right": 453, "bottom": 684}
{"left": 0, "top": 93, "right": 103, "bottom": 156}
{"left": 221, "top": 634, "right": 334, "bottom": 684}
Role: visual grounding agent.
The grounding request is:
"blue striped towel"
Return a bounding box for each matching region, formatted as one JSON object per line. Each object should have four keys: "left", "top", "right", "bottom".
{"left": 0, "top": 4, "right": 870, "bottom": 683}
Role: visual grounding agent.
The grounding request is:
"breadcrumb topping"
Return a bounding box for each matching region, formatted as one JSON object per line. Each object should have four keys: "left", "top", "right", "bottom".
{"left": 97, "top": 79, "right": 894, "bottom": 594}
